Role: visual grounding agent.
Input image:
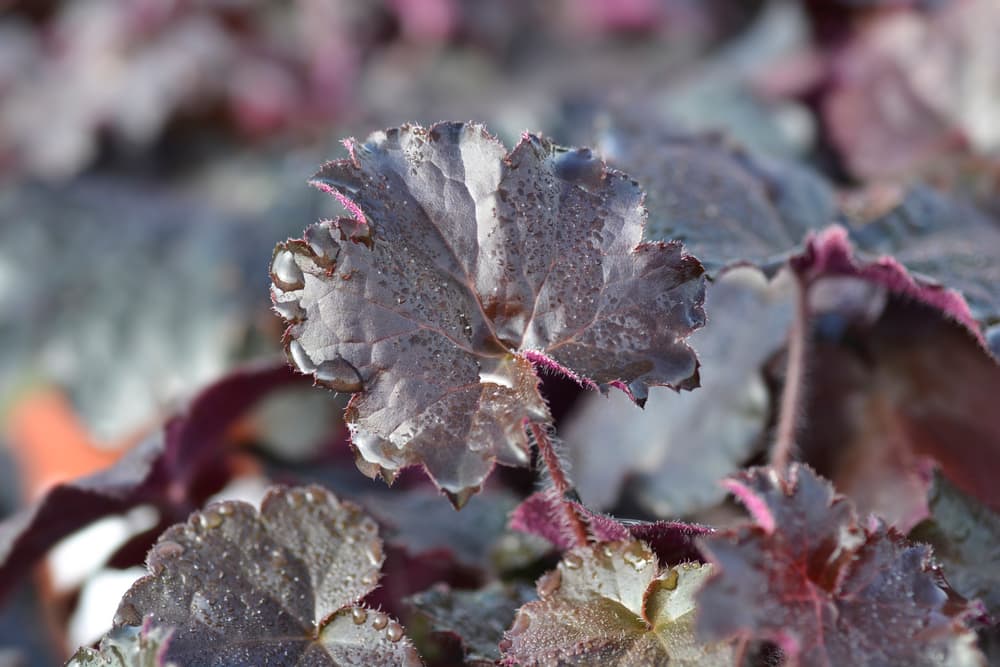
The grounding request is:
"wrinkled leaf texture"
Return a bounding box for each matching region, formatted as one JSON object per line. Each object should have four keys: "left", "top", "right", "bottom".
{"left": 112, "top": 485, "right": 421, "bottom": 666}
{"left": 499, "top": 540, "right": 731, "bottom": 666}
{"left": 271, "top": 121, "right": 706, "bottom": 505}
{"left": 697, "top": 464, "right": 985, "bottom": 667}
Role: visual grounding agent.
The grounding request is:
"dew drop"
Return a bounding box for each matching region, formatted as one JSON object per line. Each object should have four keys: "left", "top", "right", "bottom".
{"left": 273, "top": 298, "right": 306, "bottom": 322}
{"left": 386, "top": 621, "right": 404, "bottom": 642}
{"left": 351, "top": 606, "right": 368, "bottom": 625}
{"left": 288, "top": 489, "right": 307, "bottom": 508}
{"left": 508, "top": 610, "right": 531, "bottom": 637}
{"left": 537, "top": 570, "right": 561, "bottom": 598}
{"left": 361, "top": 572, "right": 378, "bottom": 586}
{"left": 288, "top": 340, "right": 317, "bottom": 374}
{"left": 661, "top": 568, "right": 680, "bottom": 591}
{"left": 306, "top": 225, "right": 339, "bottom": 267}
{"left": 314, "top": 357, "right": 363, "bottom": 392}
{"left": 563, "top": 553, "right": 583, "bottom": 570}
{"left": 364, "top": 538, "right": 383, "bottom": 567}
{"left": 272, "top": 249, "right": 305, "bottom": 290}
{"left": 623, "top": 542, "right": 653, "bottom": 571}
{"left": 217, "top": 504, "right": 233, "bottom": 516}
{"left": 372, "top": 612, "right": 389, "bottom": 630}
{"left": 304, "top": 489, "right": 320, "bottom": 504}
{"left": 200, "top": 511, "right": 223, "bottom": 529}
{"left": 553, "top": 147, "right": 604, "bottom": 190}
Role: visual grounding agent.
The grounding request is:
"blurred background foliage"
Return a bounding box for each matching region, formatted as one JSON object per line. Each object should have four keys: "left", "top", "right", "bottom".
{"left": 1, "top": 0, "right": 998, "bottom": 664}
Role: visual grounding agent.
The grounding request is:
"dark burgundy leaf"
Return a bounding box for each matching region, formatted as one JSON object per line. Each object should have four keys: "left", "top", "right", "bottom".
{"left": 114, "top": 485, "right": 422, "bottom": 666}
{"left": 362, "top": 488, "right": 518, "bottom": 568}
{"left": 792, "top": 225, "right": 983, "bottom": 340}
{"left": 510, "top": 490, "right": 710, "bottom": 566}
{"left": 821, "top": 0, "right": 1000, "bottom": 181}
{"left": 0, "top": 361, "right": 303, "bottom": 602}
{"left": 845, "top": 186, "right": 1000, "bottom": 334}
{"left": 910, "top": 472, "right": 1000, "bottom": 617}
{"left": 798, "top": 295, "right": 1000, "bottom": 524}
{"left": 567, "top": 265, "right": 794, "bottom": 515}
{"left": 407, "top": 582, "right": 535, "bottom": 666}
{"left": 271, "top": 121, "right": 706, "bottom": 503}
{"left": 499, "top": 541, "right": 731, "bottom": 666}
{"left": 596, "top": 122, "right": 835, "bottom": 273}
{"left": 696, "top": 464, "right": 985, "bottom": 667}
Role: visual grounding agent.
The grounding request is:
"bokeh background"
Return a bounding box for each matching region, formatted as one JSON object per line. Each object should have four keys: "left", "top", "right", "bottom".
{"left": 1, "top": 0, "right": 998, "bottom": 664}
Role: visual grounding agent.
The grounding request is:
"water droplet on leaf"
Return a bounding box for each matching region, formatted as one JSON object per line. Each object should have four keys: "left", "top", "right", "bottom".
{"left": 272, "top": 249, "right": 305, "bottom": 290}
{"left": 314, "top": 357, "right": 363, "bottom": 392}
{"left": 351, "top": 607, "right": 368, "bottom": 625}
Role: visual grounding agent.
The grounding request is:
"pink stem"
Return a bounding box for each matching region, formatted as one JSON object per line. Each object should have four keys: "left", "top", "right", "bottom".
{"left": 771, "top": 274, "right": 810, "bottom": 473}
{"left": 530, "top": 422, "right": 588, "bottom": 547}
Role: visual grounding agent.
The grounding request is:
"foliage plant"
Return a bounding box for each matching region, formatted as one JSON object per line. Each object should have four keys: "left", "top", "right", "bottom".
{"left": 3, "top": 120, "right": 998, "bottom": 666}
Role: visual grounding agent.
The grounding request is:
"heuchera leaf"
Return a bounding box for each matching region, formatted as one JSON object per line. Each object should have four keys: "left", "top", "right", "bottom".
{"left": 67, "top": 621, "right": 175, "bottom": 667}
{"left": 845, "top": 186, "right": 1000, "bottom": 335}
{"left": 567, "top": 265, "right": 794, "bottom": 515}
{"left": 406, "top": 582, "right": 535, "bottom": 666}
{"left": 112, "top": 485, "right": 422, "bottom": 666}
{"left": 595, "top": 121, "right": 835, "bottom": 273}
{"left": 696, "top": 464, "right": 985, "bottom": 667}
{"left": 797, "top": 292, "right": 1000, "bottom": 523}
{"left": 0, "top": 361, "right": 303, "bottom": 602}
{"left": 821, "top": 0, "right": 1000, "bottom": 181}
{"left": 910, "top": 471, "right": 1000, "bottom": 617}
{"left": 361, "top": 488, "right": 519, "bottom": 568}
{"left": 499, "top": 540, "right": 731, "bottom": 666}
{"left": 271, "top": 121, "right": 706, "bottom": 503}
{"left": 510, "top": 490, "right": 710, "bottom": 566}
{"left": 791, "top": 225, "right": 983, "bottom": 341}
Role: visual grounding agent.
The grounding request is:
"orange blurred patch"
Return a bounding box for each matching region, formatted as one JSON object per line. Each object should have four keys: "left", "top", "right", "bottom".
{"left": 6, "top": 388, "right": 124, "bottom": 501}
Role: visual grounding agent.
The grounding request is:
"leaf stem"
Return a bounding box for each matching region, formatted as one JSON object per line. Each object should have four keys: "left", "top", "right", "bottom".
{"left": 530, "top": 422, "right": 589, "bottom": 547}
{"left": 771, "top": 274, "right": 810, "bottom": 473}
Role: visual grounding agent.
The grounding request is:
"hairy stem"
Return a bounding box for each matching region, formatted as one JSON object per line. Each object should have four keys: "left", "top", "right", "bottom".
{"left": 530, "top": 422, "right": 588, "bottom": 547}
{"left": 771, "top": 274, "right": 810, "bottom": 473}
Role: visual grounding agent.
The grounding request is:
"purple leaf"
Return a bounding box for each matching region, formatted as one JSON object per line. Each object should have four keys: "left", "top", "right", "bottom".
{"left": 271, "top": 121, "right": 706, "bottom": 503}
{"left": 361, "top": 488, "right": 518, "bottom": 568}
{"left": 499, "top": 541, "right": 732, "bottom": 666}
{"left": 406, "top": 582, "right": 535, "bottom": 666}
{"left": 792, "top": 225, "right": 984, "bottom": 342}
{"left": 798, "top": 292, "right": 1000, "bottom": 524}
{"left": 821, "top": 0, "right": 1000, "bottom": 181}
{"left": 596, "top": 122, "right": 835, "bottom": 273}
{"left": 114, "top": 486, "right": 422, "bottom": 666}
{"left": 510, "top": 490, "right": 710, "bottom": 566}
{"left": 0, "top": 361, "right": 303, "bottom": 602}
{"left": 909, "top": 471, "right": 1000, "bottom": 617}
{"left": 696, "top": 464, "right": 985, "bottom": 667}
{"left": 567, "top": 265, "right": 794, "bottom": 516}
{"left": 845, "top": 186, "right": 1000, "bottom": 336}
